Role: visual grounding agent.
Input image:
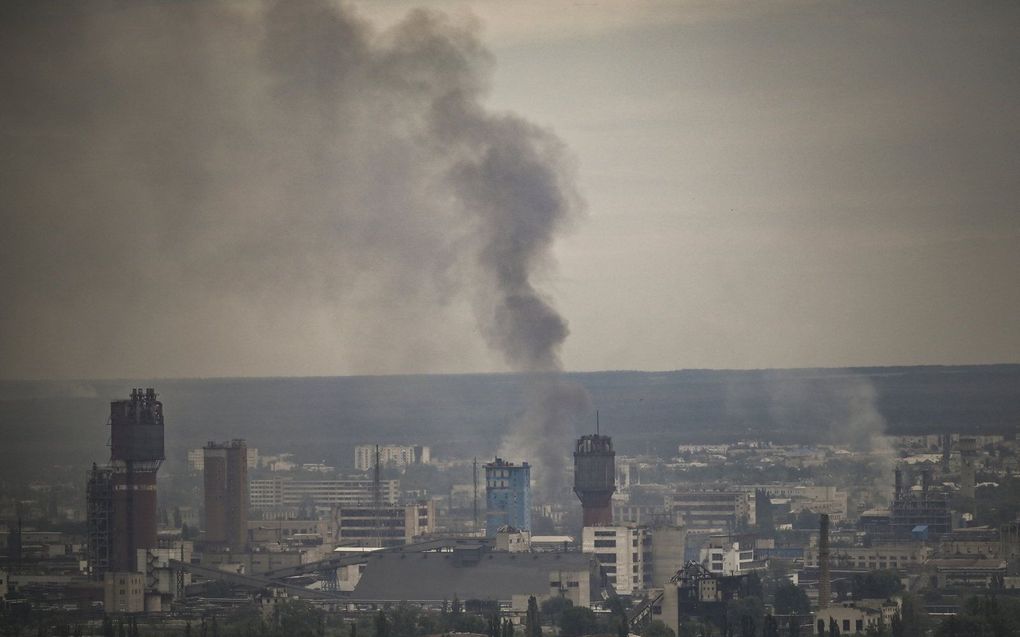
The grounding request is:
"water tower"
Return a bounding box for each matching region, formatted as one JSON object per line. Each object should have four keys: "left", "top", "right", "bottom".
{"left": 573, "top": 432, "right": 616, "bottom": 526}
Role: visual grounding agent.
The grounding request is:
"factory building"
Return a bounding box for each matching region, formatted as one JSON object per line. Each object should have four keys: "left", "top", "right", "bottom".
{"left": 203, "top": 440, "right": 249, "bottom": 551}
{"left": 103, "top": 571, "right": 145, "bottom": 614}
{"left": 815, "top": 603, "right": 885, "bottom": 635}
{"left": 860, "top": 469, "right": 952, "bottom": 539}
{"left": 333, "top": 500, "right": 436, "bottom": 547}
{"left": 580, "top": 517, "right": 685, "bottom": 596}
{"left": 660, "top": 561, "right": 751, "bottom": 636}
{"left": 582, "top": 525, "right": 652, "bottom": 595}
{"left": 739, "top": 484, "right": 848, "bottom": 523}
{"left": 670, "top": 490, "right": 754, "bottom": 532}
{"left": 485, "top": 458, "right": 531, "bottom": 536}
{"left": 804, "top": 543, "right": 932, "bottom": 571}
{"left": 574, "top": 434, "right": 616, "bottom": 526}
{"left": 87, "top": 389, "right": 165, "bottom": 578}
{"left": 350, "top": 544, "right": 606, "bottom": 609}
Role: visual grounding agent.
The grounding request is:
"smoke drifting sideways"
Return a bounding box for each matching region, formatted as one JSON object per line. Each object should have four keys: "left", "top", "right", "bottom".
{"left": 768, "top": 375, "right": 896, "bottom": 496}
{"left": 0, "top": 0, "right": 591, "bottom": 489}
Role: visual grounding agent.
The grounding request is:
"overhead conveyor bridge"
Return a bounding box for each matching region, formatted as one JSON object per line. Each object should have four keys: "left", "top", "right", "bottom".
{"left": 170, "top": 559, "right": 342, "bottom": 600}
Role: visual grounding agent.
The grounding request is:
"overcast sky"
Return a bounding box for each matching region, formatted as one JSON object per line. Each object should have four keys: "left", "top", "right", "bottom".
{"left": 1, "top": 0, "right": 1018, "bottom": 379}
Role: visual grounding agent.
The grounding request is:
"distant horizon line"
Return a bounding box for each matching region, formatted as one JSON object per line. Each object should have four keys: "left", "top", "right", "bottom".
{"left": 2, "top": 361, "right": 1019, "bottom": 384}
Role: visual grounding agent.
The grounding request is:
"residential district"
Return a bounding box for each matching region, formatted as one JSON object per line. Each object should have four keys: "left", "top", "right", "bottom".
{"left": 2, "top": 388, "right": 1020, "bottom": 636}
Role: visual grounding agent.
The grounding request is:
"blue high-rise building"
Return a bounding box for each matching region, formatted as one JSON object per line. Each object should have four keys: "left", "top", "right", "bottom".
{"left": 485, "top": 458, "right": 531, "bottom": 536}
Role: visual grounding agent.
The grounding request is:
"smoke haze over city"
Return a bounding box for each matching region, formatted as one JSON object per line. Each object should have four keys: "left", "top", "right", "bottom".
{"left": 3, "top": 4, "right": 1020, "bottom": 630}
{"left": 2, "top": 0, "right": 1018, "bottom": 383}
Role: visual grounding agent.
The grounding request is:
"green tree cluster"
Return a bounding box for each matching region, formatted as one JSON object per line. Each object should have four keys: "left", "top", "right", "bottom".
{"left": 851, "top": 571, "right": 902, "bottom": 600}
{"left": 541, "top": 597, "right": 573, "bottom": 628}
{"left": 642, "top": 620, "right": 675, "bottom": 637}
{"left": 559, "top": 607, "right": 598, "bottom": 637}
{"left": 936, "top": 595, "right": 1020, "bottom": 637}
{"left": 774, "top": 583, "right": 811, "bottom": 616}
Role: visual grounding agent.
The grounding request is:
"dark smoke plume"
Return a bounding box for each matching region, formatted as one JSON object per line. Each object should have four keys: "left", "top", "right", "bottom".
{"left": 0, "top": 0, "right": 589, "bottom": 492}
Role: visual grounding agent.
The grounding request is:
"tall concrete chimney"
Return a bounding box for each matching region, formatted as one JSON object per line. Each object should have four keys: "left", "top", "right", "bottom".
{"left": 959, "top": 437, "right": 977, "bottom": 512}
{"left": 941, "top": 433, "right": 952, "bottom": 471}
{"left": 818, "top": 513, "right": 830, "bottom": 610}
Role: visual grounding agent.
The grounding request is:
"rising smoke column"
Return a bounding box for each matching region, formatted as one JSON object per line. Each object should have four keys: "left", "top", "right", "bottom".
{"left": 765, "top": 373, "right": 895, "bottom": 498}
{"left": 387, "top": 10, "right": 593, "bottom": 497}
{"left": 0, "top": 1, "right": 589, "bottom": 490}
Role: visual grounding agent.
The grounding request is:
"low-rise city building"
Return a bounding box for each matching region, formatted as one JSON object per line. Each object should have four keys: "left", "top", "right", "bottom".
{"left": 815, "top": 602, "right": 884, "bottom": 635}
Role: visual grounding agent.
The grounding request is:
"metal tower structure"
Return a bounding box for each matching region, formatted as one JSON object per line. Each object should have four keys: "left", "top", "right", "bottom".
{"left": 86, "top": 464, "right": 113, "bottom": 579}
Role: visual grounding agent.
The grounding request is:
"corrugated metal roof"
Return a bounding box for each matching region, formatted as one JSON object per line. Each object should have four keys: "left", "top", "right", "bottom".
{"left": 351, "top": 551, "right": 600, "bottom": 602}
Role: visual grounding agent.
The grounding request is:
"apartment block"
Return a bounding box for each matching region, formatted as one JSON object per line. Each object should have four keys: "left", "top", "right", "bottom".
{"left": 249, "top": 477, "right": 399, "bottom": 510}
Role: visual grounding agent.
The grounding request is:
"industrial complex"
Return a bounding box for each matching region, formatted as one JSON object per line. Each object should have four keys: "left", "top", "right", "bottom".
{"left": 1, "top": 389, "right": 1018, "bottom": 637}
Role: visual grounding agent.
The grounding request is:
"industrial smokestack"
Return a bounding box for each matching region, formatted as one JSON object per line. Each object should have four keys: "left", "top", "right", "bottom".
{"left": 959, "top": 437, "right": 977, "bottom": 510}
{"left": 818, "top": 513, "right": 830, "bottom": 610}
{"left": 894, "top": 467, "right": 903, "bottom": 499}
{"left": 941, "top": 433, "right": 952, "bottom": 471}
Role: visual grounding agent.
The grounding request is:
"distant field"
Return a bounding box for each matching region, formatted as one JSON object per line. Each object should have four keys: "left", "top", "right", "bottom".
{"left": 0, "top": 365, "right": 1017, "bottom": 479}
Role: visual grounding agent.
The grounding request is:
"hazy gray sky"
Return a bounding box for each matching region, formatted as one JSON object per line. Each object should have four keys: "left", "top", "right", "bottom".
{"left": 1, "top": 0, "right": 1018, "bottom": 379}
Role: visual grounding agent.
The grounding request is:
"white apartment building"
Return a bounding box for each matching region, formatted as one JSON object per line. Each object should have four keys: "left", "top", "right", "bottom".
{"left": 263, "top": 455, "right": 296, "bottom": 472}
{"left": 188, "top": 446, "right": 259, "bottom": 471}
{"left": 300, "top": 463, "right": 335, "bottom": 474}
{"left": 354, "top": 445, "right": 431, "bottom": 471}
{"left": 249, "top": 477, "right": 399, "bottom": 510}
{"left": 582, "top": 525, "right": 651, "bottom": 596}
{"left": 699, "top": 540, "right": 755, "bottom": 575}
{"left": 187, "top": 448, "right": 204, "bottom": 472}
